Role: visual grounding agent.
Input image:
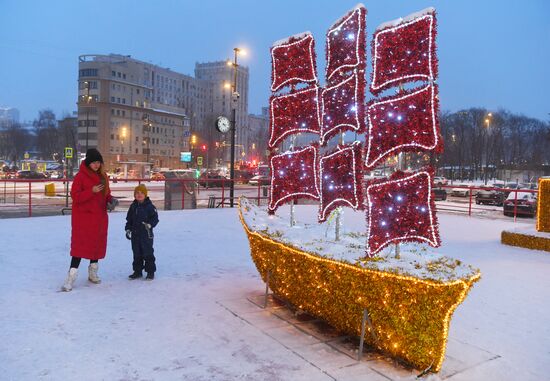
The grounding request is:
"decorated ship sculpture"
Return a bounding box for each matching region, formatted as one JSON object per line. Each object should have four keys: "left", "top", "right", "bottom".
{"left": 239, "top": 4, "right": 481, "bottom": 373}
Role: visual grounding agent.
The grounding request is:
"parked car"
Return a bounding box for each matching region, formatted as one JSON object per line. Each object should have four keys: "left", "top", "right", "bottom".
{"left": 519, "top": 182, "right": 538, "bottom": 190}
{"left": 233, "top": 170, "right": 254, "bottom": 184}
{"left": 503, "top": 191, "right": 537, "bottom": 217}
{"left": 434, "top": 177, "right": 448, "bottom": 186}
{"left": 475, "top": 186, "right": 505, "bottom": 206}
{"left": 450, "top": 183, "right": 471, "bottom": 197}
{"left": 48, "top": 170, "right": 64, "bottom": 179}
{"left": 433, "top": 188, "right": 447, "bottom": 201}
{"left": 198, "top": 172, "right": 227, "bottom": 188}
{"left": 249, "top": 175, "right": 270, "bottom": 186}
{"left": 16, "top": 170, "right": 47, "bottom": 179}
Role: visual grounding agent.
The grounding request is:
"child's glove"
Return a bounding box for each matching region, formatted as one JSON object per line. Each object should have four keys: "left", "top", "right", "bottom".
{"left": 125, "top": 230, "right": 132, "bottom": 240}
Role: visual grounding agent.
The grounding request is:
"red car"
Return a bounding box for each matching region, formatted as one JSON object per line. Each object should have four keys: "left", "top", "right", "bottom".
{"left": 503, "top": 191, "right": 537, "bottom": 217}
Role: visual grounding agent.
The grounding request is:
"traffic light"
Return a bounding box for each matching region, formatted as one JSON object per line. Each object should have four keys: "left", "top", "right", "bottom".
{"left": 191, "top": 134, "right": 197, "bottom": 145}
{"left": 201, "top": 144, "right": 207, "bottom": 151}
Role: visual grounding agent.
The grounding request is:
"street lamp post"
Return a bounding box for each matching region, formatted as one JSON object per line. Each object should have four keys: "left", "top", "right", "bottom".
{"left": 228, "top": 47, "right": 245, "bottom": 207}
{"left": 484, "top": 112, "right": 492, "bottom": 185}
{"left": 120, "top": 127, "right": 127, "bottom": 161}
{"left": 83, "top": 81, "right": 92, "bottom": 152}
{"left": 142, "top": 114, "right": 152, "bottom": 164}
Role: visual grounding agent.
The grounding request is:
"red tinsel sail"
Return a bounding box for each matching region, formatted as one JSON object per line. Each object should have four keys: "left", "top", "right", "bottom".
{"left": 269, "top": 86, "right": 321, "bottom": 149}
{"left": 318, "top": 141, "right": 364, "bottom": 222}
{"left": 271, "top": 32, "right": 319, "bottom": 92}
{"left": 365, "top": 83, "right": 442, "bottom": 169}
{"left": 267, "top": 5, "right": 444, "bottom": 258}
{"left": 365, "top": 169, "right": 441, "bottom": 256}
{"left": 268, "top": 146, "right": 320, "bottom": 214}
{"left": 370, "top": 8, "right": 438, "bottom": 95}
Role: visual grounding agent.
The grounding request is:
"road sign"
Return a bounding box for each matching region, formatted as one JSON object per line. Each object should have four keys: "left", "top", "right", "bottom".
{"left": 197, "top": 156, "right": 203, "bottom": 166}
{"left": 183, "top": 131, "right": 191, "bottom": 137}
{"left": 24, "top": 152, "right": 29, "bottom": 159}
{"left": 64, "top": 147, "right": 74, "bottom": 159}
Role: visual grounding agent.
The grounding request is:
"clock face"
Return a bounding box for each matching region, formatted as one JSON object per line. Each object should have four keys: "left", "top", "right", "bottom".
{"left": 216, "top": 116, "right": 230, "bottom": 133}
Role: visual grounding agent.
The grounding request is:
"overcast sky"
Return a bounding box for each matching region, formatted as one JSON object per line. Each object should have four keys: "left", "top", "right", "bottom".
{"left": 1, "top": 0, "right": 548, "bottom": 122}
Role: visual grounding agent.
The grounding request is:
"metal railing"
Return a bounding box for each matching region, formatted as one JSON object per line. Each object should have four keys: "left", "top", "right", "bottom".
{"left": 0, "top": 178, "right": 539, "bottom": 221}
{"left": 0, "top": 177, "right": 271, "bottom": 218}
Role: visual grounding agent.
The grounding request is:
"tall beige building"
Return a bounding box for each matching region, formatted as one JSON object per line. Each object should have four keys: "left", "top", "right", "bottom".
{"left": 77, "top": 54, "right": 195, "bottom": 170}
{"left": 195, "top": 61, "right": 249, "bottom": 167}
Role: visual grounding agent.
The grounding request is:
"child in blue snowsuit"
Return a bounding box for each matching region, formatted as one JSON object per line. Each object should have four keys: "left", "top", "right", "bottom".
{"left": 125, "top": 184, "right": 159, "bottom": 280}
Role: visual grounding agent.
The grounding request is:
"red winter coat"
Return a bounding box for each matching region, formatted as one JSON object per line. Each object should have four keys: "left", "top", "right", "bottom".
{"left": 70, "top": 161, "right": 113, "bottom": 260}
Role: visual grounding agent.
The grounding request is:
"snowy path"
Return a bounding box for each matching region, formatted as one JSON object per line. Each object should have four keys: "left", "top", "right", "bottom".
{"left": 0, "top": 207, "right": 549, "bottom": 380}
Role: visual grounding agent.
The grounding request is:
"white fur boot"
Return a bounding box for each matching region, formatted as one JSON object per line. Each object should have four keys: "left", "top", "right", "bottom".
{"left": 88, "top": 262, "right": 101, "bottom": 284}
{"left": 61, "top": 268, "right": 78, "bottom": 292}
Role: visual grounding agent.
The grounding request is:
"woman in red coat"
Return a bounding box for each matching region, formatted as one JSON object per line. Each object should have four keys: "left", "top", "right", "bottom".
{"left": 62, "top": 148, "right": 115, "bottom": 291}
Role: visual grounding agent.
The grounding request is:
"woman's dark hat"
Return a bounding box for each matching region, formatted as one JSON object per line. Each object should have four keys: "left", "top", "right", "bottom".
{"left": 84, "top": 148, "right": 104, "bottom": 165}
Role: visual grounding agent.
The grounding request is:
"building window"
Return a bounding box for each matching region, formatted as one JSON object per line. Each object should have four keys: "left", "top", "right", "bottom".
{"left": 117, "top": 72, "right": 121, "bottom": 78}
{"left": 112, "top": 71, "right": 116, "bottom": 77}
{"left": 79, "top": 68, "right": 98, "bottom": 77}
{"left": 123, "top": 74, "right": 126, "bottom": 79}
{"left": 116, "top": 110, "right": 120, "bottom": 116}
{"left": 136, "top": 89, "right": 140, "bottom": 95}
{"left": 111, "top": 96, "right": 115, "bottom": 103}
{"left": 117, "top": 97, "right": 120, "bottom": 103}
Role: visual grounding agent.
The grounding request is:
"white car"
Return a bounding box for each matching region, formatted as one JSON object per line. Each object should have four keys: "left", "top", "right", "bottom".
{"left": 434, "top": 176, "right": 448, "bottom": 186}
{"left": 450, "top": 183, "right": 471, "bottom": 197}
{"left": 249, "top": 175, "right": 269, "bottom": 186}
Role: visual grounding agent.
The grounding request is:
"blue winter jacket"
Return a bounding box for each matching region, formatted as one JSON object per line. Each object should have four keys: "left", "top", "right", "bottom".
{"left": 125, "top": 197, "right": 159, "bottom": 239}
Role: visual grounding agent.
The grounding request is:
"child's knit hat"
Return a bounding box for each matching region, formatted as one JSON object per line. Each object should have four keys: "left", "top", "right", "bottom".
{"left": 134, "top": 184, "right": 148, "bottom": 197}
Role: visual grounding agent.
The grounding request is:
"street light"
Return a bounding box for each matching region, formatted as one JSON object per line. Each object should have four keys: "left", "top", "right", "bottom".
{"left": 228, "top": 47, "right": 246, "bottom": 207}
{"left": 120, "top": 127, "right": 127, "bottom": 160}
{"left": 142, "top": 114, "right": 152, "bottom": 164}
{"left": 81, "top": 81, "right": 93, "bottom": 152}
{"left": 484, "top": 112, "right": 493, "bottom": 184}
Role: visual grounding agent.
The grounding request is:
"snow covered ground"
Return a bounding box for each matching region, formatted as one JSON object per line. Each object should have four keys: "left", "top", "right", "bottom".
{"left": 0, "top": 206, "right": 549, "bottom": 380}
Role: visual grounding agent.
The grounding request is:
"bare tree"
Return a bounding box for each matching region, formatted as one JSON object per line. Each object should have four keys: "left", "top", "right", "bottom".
{"left": 33, "top": 109, "right": 60, "bottom": 160}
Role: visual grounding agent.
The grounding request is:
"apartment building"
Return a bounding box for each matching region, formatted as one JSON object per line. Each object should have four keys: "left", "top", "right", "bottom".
{"left": 77, "top": 54, "right": 193, "bottom": 170}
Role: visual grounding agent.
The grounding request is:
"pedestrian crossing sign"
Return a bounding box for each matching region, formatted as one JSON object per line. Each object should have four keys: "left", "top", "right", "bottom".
{"left": 64, "top": 147, "right": 73, "bottom": 159}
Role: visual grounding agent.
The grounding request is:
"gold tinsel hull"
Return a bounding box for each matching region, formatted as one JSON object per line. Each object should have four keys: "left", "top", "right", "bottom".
{"left": 240, "top": 212, "right": 479, "bottom": 372}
